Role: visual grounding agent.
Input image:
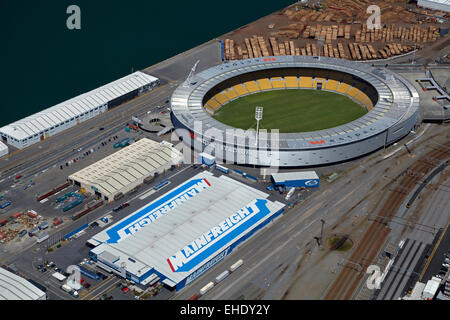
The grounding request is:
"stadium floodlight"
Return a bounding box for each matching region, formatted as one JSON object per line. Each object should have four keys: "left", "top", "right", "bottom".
{"left": 255, "top": 107, "right": 263, "bottom": 146}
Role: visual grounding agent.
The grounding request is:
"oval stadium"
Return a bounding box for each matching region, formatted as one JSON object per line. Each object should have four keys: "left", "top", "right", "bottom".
{"left": 170, "top": 56, "right": 420, "bottom": 167}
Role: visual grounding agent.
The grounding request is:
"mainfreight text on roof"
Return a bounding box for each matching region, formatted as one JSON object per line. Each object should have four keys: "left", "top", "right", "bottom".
{"left": 271, "top": 171, "right": 320, "bottom": 188}
{"left": 88, "top": 171, "right": 285, "bottom": 291}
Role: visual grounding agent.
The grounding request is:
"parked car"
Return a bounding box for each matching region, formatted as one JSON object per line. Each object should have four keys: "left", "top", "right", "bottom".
{"left": 40, "top": 267, "right": 47, "bottom": 273}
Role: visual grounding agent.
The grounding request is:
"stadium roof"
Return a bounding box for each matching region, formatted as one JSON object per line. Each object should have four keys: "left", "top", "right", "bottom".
{"left": 69, "top": 138, "right": 182, "bottom": 198}
{"left": 271, "top": 171, "right": 319, "bottom": 184}
{"left": 90, "top": 171, "right": 285, "bottom": 285}
{"left": 0, "top": 267, "right": 46, "bottom": 300}
{"left": 0, "top": 72, "right": 158, "bottom": 141}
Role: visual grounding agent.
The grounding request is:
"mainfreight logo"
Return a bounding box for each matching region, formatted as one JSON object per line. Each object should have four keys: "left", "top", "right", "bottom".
{"left": 166, "top": 199, "right": 270, "bottom": 273}
{"left": 305, "top": 180, "right": 318, "bottom": 186}
{"left": 105, "top": 178, "right": 211, "bottom": 243}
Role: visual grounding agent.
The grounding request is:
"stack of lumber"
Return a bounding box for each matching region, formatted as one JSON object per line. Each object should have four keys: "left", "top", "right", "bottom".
{"left": 269, "top": 37, "right": 280, "bottom": 56}
{"left": 257, "top": 36, "right": 270, "bottom": 57}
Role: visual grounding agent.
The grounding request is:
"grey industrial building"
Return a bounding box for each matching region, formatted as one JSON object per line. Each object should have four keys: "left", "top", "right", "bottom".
{"left": 68, "top": 139, "right": 183, "bottom": 202}
{"left": 0, "top": 72, "right": 159, "bottom": 149}
{"left": 0, "top": 267, "right": 46, "bottom": 300}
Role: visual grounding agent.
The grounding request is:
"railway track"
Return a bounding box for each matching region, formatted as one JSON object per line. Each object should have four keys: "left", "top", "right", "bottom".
{"left": 324, "top": 142, "right": 450, "bottom": 300}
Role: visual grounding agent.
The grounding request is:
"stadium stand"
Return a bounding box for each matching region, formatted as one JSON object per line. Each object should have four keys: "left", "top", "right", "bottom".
{"left": 325, "top": 79, "right": 339, "bottom": 91}
{"left": 257, "top": 78, "right": 273, "bottom": 90}
{"left": 285, "top": 76, "right": 299, "bottom": 88}
{"left": 299, "top": 76, "right": 314, "bottom": 88}
{"left": 244, "top": 81, "right": 261, "bottom": 93}
{"left": 233, "top": 84, "right": 249, "bottom": 96}
{"left": 214, "top": 93, "right": 229, "bottom": 105}
{"left": 223, "top": 88, "right": 238, "bottom": 100}
{"left": 271, "top": 77, "right": 286, "bottom": 89}
{"left": 201, "top": 67, "right": 379, "bottom": 114}
{"left": 337, "top": 82, "right": 351, "bottom": 94}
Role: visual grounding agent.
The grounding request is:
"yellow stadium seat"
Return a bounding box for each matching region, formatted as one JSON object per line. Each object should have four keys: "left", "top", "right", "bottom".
{"left": 206, "top": 99, "right": 221, "bottom": 110}
{"left": 325, "top": 79, "right": 339, "bottom": 91}
{"left": 299, "top": 76, "right": 313, "bottom": 88}
{"left": 223, "top": 88, "right": 238, "bottom": 100}
{"left": 285, "top": 76, "right": 299, "bottom": 88}
{"left": 244, "top": 81, "right": 260, "bottom": 93}
{"left": 337, "top": 83, "right": 351, "bottom": 94}
{"left": 256, "top": 78, "right": 272, "bottom": 90}
{"left": 347, "top": 87, "right": 361, "bottom": 98}
{"left": 233, "top": 84, "right": 249, "bottom": 96}
{"left": 271, "top": 77, "right": 285, "bottom": 89}
{"left": 204, "top": 103, "right": 215, "bottom": 113}
{"left": 214, "top": 93, "right": 229, "bottom": 105}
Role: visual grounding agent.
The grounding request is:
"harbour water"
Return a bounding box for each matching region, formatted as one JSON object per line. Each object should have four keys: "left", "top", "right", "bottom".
{"left": 0, "top": 0, "right": 290, "bottom": 127}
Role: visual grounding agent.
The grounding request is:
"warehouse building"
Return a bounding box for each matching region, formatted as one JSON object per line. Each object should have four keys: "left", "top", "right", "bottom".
{"left": 418, "top": 0, "right": 450, "bottom": 13}
{"left": 0, "top": 141, "right": 8, "bottom": 158}
{"left": 0, "top": 72, "right": 159, "bottom": 149}
{"left": 69, "top": 139, "right": 183, "bottom": 202}
{"left": 0, "top": 267, "right": 46, "bottom": 300}
{"left": 271, "top": 171, "right": 320, "bottom": 188}
{"left": 87, "top": 171, "right": 285, "bottom": 291}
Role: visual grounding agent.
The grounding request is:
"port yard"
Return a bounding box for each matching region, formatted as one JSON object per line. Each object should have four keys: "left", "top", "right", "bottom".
{"left": 221, "top": 0, "right": 448, "bottom": 63}
{"left": 0, "top": 1, "right": 448, "bottom": 302}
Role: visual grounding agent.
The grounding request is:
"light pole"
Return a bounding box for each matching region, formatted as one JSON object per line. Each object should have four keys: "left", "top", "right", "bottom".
{"left": 317, "top": 37, "right": 324, "bottom": 60}
{"left": 255, "top": 107, "right": 263, "bottom": 146}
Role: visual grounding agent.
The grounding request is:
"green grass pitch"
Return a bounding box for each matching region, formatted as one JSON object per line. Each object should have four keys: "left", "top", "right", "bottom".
{"left": 212, "top": 89, "right": 368, "bottom": 133}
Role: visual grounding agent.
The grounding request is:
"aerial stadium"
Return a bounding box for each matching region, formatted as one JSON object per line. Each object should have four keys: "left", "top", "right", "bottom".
{"left": 170, "top": 55, "right": 420, "bottom": 167}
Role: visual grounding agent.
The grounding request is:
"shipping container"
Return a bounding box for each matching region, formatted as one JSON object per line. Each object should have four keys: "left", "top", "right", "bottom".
{"left": 12, "top": 212, "right": 22, "bottom": 219}
{"left": 38, "top": 221, "right": 49, "bottom": 230}
{"left": 62, "top": 199, "right": 83, "bottom": 212}
{"left": 154, "top": 179, "right": 169, "bottom": 191}
{"left": 0, "top": 201, "right": 11, "bottom": 209}
{"left": 199, "top": 282, "right": 214, "bottom": 295}
{"left": 215, "top": 270, "right": 230, "bottom": 283}
{"left": 230, "top": 259, "right": 243, "bottom": 272}
{"left": 29, "top": 227, "right": 40, "bottom": 237}
{"left": 215, "top": 164, "right": 229, "bottom": 174}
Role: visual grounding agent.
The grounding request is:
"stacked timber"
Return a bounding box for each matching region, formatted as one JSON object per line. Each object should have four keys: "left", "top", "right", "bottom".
{"left": 244, "top": 38, "right": 254, "bottom": 58}
{"left": 269, "top": 37, "right": 280, "bottom": 56}
{"left": 257, "top": 36, "right": 270, "bottom": 57}
{"left": 338, "top": 43, "right": 346, "bottom": 59}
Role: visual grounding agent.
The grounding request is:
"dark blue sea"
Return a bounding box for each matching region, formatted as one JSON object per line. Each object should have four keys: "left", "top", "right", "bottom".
{"left": 0, "top": 0, "right": 291, "bottom": 127}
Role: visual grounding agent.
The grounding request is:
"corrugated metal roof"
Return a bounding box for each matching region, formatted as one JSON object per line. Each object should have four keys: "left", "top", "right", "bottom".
{"left": 0, "top": 72, "right": 158, "bottom": 141}
{"left": 90, "top": 172, "right": 285, "bottom": 285}
{"left": 0, "top": 268, "right": 46, "bottom": 300}
{"left": 271, "top": 171, "right": 319, "bottom": 183}
{"left": 69, "top": 138, "right": 182, "bottom": 198}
